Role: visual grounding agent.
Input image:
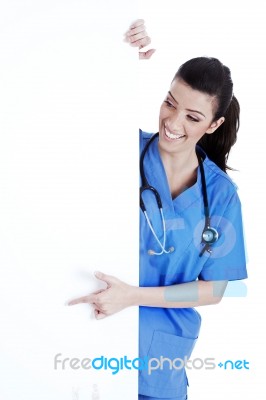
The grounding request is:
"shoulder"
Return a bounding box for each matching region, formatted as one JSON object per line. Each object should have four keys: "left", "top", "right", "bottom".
{"left": 201, "top": 152, "right": 241, "bottom": 208}
{"left": 205, "top": 158, "right": 238, "bottom": 190}
{"left": 197, "top": 145, "right": 238, "bottom": 190}
{"left": 139, "top": 128, "right": 153, "bottom": 139}
{"left": 139, "top": 128, "right": 154, "bottom": 151}
{"left": 197, "top": 146, "right": 241, "bottom": 209}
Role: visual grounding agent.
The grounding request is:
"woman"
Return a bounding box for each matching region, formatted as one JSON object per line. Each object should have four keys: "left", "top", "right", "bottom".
{"left": 69, "top": 20, "right": 247, "bottom": 400}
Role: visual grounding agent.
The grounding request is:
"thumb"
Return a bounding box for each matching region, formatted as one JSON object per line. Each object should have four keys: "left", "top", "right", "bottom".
{"left": 94, "top": 309, "right": 107, "bottom": 320}
{"left": 94, "top": 271, "right": 115, "bottom": 286}
{"left": 139, "top": 48, "right": 156, "bottom": 60}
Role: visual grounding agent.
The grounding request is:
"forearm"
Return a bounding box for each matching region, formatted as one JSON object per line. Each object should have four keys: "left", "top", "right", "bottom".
{"left": 130, "top": 280, "right": 228, "bottom": 308}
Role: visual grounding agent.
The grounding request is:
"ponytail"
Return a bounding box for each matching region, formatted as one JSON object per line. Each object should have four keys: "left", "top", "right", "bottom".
{"left": 174, "top": 57, "right": 240, "bottom": 173}
{"left": 198, "top": 96, "right": 240, "bottom": 172}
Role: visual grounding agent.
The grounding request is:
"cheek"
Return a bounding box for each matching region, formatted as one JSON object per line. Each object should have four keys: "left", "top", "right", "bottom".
{"left": 159, "top": 106, "right": 168, "bottom": 121}
{"left": 186, "top": 125, "right": 208, "bottom": 140}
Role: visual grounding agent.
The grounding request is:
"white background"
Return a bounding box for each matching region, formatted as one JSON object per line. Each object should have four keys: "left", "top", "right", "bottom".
{"left": 0, "top": 1, "right": 139, "bottom": 399}
{"left": 139, "top": 0, "right": 265, "bottom": 399}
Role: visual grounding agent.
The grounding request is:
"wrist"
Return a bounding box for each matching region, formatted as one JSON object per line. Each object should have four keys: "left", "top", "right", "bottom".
{"left": 127, "top": 285, "right": 165, "bottom": 307}
{"left": 127, "top": 285, "right": 142, "bottom": 307}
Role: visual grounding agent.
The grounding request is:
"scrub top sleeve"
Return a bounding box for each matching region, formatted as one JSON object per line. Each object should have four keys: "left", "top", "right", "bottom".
{"left": 198, "top": 191, "right": 248, "bottom": 281}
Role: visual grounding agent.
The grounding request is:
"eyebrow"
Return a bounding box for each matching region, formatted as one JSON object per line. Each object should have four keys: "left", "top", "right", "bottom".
{"left": 168, "top": 91, "right": 206, "bottom": 118}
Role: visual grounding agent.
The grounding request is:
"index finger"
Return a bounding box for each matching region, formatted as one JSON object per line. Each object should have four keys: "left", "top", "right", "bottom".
{"left": 129, "top": 19, "right": 145, "bottom": 29}
{"left": 68, "top": 294, "right": 95, "bottom": 306}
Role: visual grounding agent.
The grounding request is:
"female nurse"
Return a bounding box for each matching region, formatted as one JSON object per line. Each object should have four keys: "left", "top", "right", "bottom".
{"left": 69, "top": 20, "right": 248, "bottom": 400}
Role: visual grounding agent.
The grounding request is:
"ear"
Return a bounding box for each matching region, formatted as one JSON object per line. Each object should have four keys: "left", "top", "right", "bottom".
{"left": 205, "top": 117, "right": 225, "bottom": 134}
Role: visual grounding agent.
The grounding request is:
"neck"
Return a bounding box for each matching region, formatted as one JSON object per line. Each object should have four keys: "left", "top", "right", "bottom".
{"left": 158, "top": 144, "right": 199, "bottom": 199}
{"left": 158, "top": 144, "right": 199, "bottom": 173}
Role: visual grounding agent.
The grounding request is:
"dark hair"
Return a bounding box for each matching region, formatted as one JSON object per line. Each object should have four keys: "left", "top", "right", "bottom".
{"left": 173, "top": 57, "right": 240, "bottom": 172}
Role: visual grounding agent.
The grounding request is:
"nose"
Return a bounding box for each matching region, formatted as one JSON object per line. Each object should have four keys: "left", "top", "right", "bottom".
{"left": 167, "top": 112, "right": 184, "bottom": 133}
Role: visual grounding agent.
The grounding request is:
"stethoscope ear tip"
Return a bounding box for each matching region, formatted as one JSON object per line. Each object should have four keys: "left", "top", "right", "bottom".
{"left": 148, "top": 246, "right": 175, "bottom": 256}
{"left": 148, "top": 249, "right": 155, "bottom": 255}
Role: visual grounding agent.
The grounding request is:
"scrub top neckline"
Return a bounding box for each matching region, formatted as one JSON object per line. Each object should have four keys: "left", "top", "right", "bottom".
{"left": 145, "top": 135, "right": 203, "bottom": 216}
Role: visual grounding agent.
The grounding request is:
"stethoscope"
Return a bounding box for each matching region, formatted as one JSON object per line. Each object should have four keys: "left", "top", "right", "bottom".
{"left": 140, "top": 133, "right": 219, "bottom": 257}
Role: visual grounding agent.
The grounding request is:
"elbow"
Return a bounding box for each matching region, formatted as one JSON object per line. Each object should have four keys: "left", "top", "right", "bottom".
{"left": 212, "top": 295, "right": 224, "bottom": 305}
{"left": 211, "top": 280, "right": 228, "bottom": 305}
{"left": 201, "top": 295, "right": 224, "bottom": 306}
{"left": 202, "top": 280, "right": 228, "bottom": 306}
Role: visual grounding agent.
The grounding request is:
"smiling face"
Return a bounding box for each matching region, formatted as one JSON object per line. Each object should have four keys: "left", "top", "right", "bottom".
{"left": 158, "top": 78, "right": 225, "bottom": 155}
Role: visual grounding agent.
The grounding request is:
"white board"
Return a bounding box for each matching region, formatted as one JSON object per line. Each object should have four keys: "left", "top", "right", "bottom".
{"left": 0, "top": 1, "right": 139, "bottom": 399}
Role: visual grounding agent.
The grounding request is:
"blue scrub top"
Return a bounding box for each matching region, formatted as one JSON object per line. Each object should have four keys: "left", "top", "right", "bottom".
{"left": 139, "top": 130, "right": 247, "bottom": 398}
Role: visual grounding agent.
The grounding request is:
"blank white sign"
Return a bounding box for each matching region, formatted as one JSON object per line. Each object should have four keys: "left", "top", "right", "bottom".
{"left": 0, "top": 1, "right": 139, "bottom": 399}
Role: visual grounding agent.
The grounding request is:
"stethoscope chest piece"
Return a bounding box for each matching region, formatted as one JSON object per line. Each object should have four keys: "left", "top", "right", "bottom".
{"left": 202, "top": 226, "right": 219, "bottom": 244}
{"left": 199, "top": 224, "right": 219, "bottom": 257}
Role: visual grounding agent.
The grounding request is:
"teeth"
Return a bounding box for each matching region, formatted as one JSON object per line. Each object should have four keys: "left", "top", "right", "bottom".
{"left": 165, "top": 128, "right": 184, "bottom": 140}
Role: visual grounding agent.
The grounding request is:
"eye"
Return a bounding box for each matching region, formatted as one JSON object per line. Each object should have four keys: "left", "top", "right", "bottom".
{"left": 164, "top": 100, "right": 175, "bottom": 108}
{"left": 187, "top": 115, "right": 199, "bottom": 122}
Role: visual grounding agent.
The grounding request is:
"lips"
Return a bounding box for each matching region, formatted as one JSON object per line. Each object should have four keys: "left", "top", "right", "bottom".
{"left": 164, "top": 126, "right": 185, "bottom": 141}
